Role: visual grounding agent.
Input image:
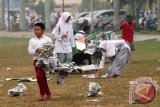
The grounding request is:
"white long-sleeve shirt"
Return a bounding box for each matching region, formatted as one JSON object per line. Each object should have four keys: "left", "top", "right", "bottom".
{"left": 28, "top": 35, "right": 52, "bottom": 60}
{"left": 99, "top": 56, "right": 106, "bottom": 69}
{"left": 52, "top": 25, "right": 75, "bottom": 53}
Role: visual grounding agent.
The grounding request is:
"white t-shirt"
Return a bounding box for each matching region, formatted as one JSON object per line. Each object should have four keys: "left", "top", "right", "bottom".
{"left": 28, "top": 35, "right": 53, "bottom": 60}
{"left": 74, "top": 31, "right": 86, "bottom": 51}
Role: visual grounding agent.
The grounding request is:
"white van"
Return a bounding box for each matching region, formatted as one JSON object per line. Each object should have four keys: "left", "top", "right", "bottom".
{"left": 94, "top": 9, "right": 127, "bottom": 28}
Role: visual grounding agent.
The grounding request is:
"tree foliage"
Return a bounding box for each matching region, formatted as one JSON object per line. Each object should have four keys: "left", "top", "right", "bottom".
{"left": 35, "top": 0, "right": 45, "bottom": 16}
{"left": 30, "top": 0, "right": 55, "bottom": 17}
{"left": 119, "top": 0, "right": 129, "bottom": 8}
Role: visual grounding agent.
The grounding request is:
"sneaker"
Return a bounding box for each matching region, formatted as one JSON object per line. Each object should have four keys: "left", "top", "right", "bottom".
{"left": 100, "top": 73, "right": 108, "bottom": 78}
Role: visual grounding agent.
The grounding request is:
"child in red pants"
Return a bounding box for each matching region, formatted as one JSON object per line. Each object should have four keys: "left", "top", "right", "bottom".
{"left": 28, "top": 23, "right": 53, "bottom": 101}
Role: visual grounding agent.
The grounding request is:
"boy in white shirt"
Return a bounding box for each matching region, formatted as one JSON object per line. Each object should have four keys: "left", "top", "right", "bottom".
{"left": 28, "top": 23, "right": 52, "bottom": 101}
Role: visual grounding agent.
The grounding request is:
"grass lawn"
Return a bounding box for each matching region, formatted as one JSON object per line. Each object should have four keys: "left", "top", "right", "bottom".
{"left": 0, "top": 37, "right": 160, "bottom": 107}
{"left": 114, "top": 30, "right": 160, "bottom": 35}
{"left": 138, "top": 30, "right": 160, "bottom": 35}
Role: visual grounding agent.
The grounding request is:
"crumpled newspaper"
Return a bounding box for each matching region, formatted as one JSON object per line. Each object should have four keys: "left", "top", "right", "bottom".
{"left": 84, "top": 41, "right": 97, "bottom": 55}
{"left": 6, "top": 77, "right": 36, "bottom": 82}
{"left": 56, "top": 70, "right": 69, "bottom": 85}
{"left": 55, "top": 62, "right": 76, "bottom": 84}
{"left": 80, "top": 64, "right": 99, "bottom": 73}
{"left": 6, "top": 77, "right": 50, "bottom": 82}
{"left": 36, "top": 43, "right": 57, "bottom": 78}
{"left": 55, "top": 63, "right": 99, "bottom": 74}
{"left": 8, "top": 83, "right": 27, "bottom": 96}
{"left": 82, "top": 74, "right": 97, "bottom": 79}
{"left": 55, "top": 62, "right": 76, "bottom": 73}
{"left": 86, "top": 82, "right": 101, "bottom": 97}
{"left": 86, "top": 99, "right": 100, "bottom": 102}
{"left": 55, "top": 63, "right": 99, "bottom": 85}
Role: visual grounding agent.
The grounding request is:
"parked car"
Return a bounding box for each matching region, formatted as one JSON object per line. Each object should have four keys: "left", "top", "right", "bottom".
{"left": 72, "top": 12, "right": 92, "bottom": 34}
{"left": 74, "top": 12, "right": 90, "bottom": 20}
{"left": 75, "top": 10, "right": 101, "bottom": 25}
{"left": 72, "top": 12, "right": 90, "bottom": 28}
{"left": 74, "top": 9, "right": 127, "bottom": 30}
{"left": 94, "top": 9, "right": 127, "bottom": 29}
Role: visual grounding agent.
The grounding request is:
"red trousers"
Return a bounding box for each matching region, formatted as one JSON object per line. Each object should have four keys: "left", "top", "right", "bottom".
{"left": 33, "top": 60, "right": 51, "bottom": 96}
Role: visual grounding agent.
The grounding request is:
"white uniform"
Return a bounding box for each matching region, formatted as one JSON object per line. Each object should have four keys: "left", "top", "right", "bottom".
{"left": 74, "top": 31, "right": 86, "bottom": 51}
{"left": 28, "top": 35, "right": 52, "bottom": 60}
{"left": 52, "top": 12, "right": 75, "bottom": 63}
{"left": 99, "top": 40, "right": 131, "bottom": 77}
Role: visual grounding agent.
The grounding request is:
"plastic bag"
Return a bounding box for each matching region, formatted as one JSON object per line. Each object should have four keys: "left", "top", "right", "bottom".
{"left": 8, "top": 83, "right": 27, "bottom": 96}
{"left": 86, "top": 82, "right": 101, "bottom": 97}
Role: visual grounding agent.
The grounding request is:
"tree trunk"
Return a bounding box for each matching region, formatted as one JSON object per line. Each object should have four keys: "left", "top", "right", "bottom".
{"left": 0, "top": 0, "right": 5, "bottom": 30}
{"left": 130, "top": 0, "right": 135, "bottom": 16}
{"left": 20, "top": 0, "right": 27, "bottom": 31}
{"left": 45, "top": 0, "right": 51, "bottom": 32}
{"left": 114, "top": 0, "right": 119, "bottom": 27}
{"left": 157, "top": 0, "right": 160, "bottom": 30}
{"left": 148, "top": 0, "right": 154, "bottom": 11}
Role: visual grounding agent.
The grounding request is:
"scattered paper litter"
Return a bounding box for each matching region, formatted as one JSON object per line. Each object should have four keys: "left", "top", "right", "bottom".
{"left": 156, "top": 67, "right": 160, "bottom": 71}
{"left": 86, "top": 82, "right": 101, "bottom": 97}
{"left": 0, "top": 80, "right": 3, "bottom": 87}
{"left": 86, "top": 99, "right": 100, "bottom": 102}
{"left": 6, "top": 68, "right": 11, "bottom": 71}
{"left": 81, "top": 64, "right": 99, "bottom": 72}
{"left": 82, "top": 74, "right": 97, "bottom": 79}
{"left": 98, "top": 91, "right": 104, "bottom": 96}
{"left": 8, "top": 83, "right": 27, "bottom": 96}
{"left": 6, "top": 77, "right": 50, "bottom": 82}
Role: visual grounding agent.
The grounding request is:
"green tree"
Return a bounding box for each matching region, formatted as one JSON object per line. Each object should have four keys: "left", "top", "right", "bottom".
{"left": 148, "top": 0, "right": 156, "bottom": 11}
{"left": 129, "top": 0, "right": 147, "bottom": 17}
{"left": 50, "top": 0, "right": 55, "bottom": 12}
{"left": 32, "top": 0, "right": 55, "bottom": 17}
{"left": 35, "top": 0, "right": 45, "bottom": 16}
{"left": 119, "top": 0, "right": 129, "bottom": 9}
{"left": 80, "top": 0, "right": 101, "bottom": 12}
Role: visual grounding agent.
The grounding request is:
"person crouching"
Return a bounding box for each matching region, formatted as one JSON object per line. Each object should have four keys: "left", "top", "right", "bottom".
{"left": 96, "top": 39, "right": 131, "bottom": 78}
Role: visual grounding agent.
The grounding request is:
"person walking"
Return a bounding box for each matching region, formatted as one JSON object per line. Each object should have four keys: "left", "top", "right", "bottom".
{"left": 28, "top": 23, "right": 52, "bottom": 101}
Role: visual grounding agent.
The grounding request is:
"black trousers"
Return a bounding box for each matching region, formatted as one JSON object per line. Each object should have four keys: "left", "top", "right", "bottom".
{"left": 73, "top": 51, "right": 92, "bottom": 65}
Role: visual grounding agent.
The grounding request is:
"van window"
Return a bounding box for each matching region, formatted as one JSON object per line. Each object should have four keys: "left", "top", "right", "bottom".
{"left": 100, "top": 11, "right": 114, "bottom": 17}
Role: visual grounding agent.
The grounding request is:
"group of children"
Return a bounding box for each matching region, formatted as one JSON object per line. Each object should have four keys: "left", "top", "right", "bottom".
{"left": 28, "top": 12, "right": 136, "bottom": 101}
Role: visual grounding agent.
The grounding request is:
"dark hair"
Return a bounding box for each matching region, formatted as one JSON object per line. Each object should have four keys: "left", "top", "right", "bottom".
{"left": 126, "top": 14, "right": 133, "bottom": 19}
{"left": 34, "top": 23, "right": 45, "bottom": 30}
{"left": 83, "top": 25, "right": 90, "bottom": 32}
